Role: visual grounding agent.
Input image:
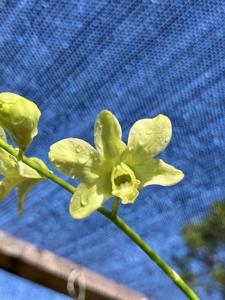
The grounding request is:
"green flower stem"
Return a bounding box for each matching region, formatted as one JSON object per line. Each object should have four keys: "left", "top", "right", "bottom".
{"left": 0, "top": 139, "right": 199, "bottom": 299}
{"left": 98, "top": 206, "right": 199, "bottom": 300}
{"left": 18, "top": 149, "right": 24, "bottom": 161}
{"left": 111, "top": 196, "right": 120, "bottom": 219}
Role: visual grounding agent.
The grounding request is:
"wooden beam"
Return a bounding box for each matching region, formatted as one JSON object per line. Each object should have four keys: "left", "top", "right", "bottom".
{"left": 0, "top": 230, "right": 149, "bottom": 300}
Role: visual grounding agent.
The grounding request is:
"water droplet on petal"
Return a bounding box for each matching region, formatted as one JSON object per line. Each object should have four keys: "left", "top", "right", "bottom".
{"left": 89, "top": 151, "right": 95, "bottom": 158}
{"left": 138, "top": 130, "right": 142, "bottom": 135}
{"left": 165, "top": 137, "right": 169, "bottom": 143}
{"left": 138, "top": 140, "right": 144, "bottom": 146}
{"left": 81, "top": 197, "right": 88, "bottom": 206}
{"left": 131, "top": 129, "right": 136, "bottom": 135}
{"left": 76, "top": 146, "right": 81, "bottom": 153}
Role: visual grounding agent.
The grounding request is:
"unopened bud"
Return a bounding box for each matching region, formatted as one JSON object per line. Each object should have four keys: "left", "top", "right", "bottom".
{"left": 0, "top": 92, "right": 41, "bottom": 152}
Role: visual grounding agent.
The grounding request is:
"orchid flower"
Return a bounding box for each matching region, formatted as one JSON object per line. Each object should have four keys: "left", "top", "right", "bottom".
{"left": 49, "top": 110, "right": 184, "bottom": 219}
{"left": 0, "top": 127, "right": 44, "bottom": 214}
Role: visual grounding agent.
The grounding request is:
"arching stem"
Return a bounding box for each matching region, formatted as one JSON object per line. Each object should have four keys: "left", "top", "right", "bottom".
{"left": 0, "top": 139, "right": 200, "bottom": 300}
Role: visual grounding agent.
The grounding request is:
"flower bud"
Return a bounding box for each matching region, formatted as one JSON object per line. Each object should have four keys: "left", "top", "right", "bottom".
{"left": 0, "top": 92, "right": 41, "bottom": 152}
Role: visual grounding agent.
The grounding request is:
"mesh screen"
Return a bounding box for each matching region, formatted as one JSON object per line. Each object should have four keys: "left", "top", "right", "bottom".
{"left": 0, "top": 1, "right": 225, "bottom": 299}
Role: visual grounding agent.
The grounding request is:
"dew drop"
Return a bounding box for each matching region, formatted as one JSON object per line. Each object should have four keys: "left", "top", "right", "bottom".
{"left": 138, "top": 130, "right": 142, "bottom": 135}
{"left": 81, "top": 197, "right": 88, "bottom": 206}
{"left": 12, "top": 117, "right": 25, "bottom": 125}
{"left": 131, "top": 129, "right": 136, "bottom": 135}
{"left": 76, "top": 146, "right": 81, "bottom": 153}
{"left": 78, "top": 157, "right": 88, "bottom": 164}
{"left": 89, "top": 151, "right": 95, "bottom": 158}
{"left": 165, "top": 137, "right": 169, "bottom": 143}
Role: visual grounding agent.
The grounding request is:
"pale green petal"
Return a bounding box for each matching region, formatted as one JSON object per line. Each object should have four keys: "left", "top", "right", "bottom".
{"left": 17, "top": 179, "right": 41, "bottom": 215}
{"left": 0, "top": 127, "right": 7, "bottom": 142}
{"left": 17, "top": 162, "right": 44, "bottom": 214}
{"left": 0, "top": 158, "right": 44, "bottom": 216}
{"left": 111, "top": 163, "right": 140, "bottom": 204}
{"left": 69, "top": 175, "right": 111, "bottom": 219}
{"left": 49, "top": 138, "right": 101, "bottom": 183}
{"left": 0, "top": 149, "right": 16, "bottom": 175}
{"left": 0, "top": 169, "right": 20, "bottom": 201}
{"left": 94, "top": 110, "right": 126, "bottom": 161}
{"left": 133, "top": 159, "right": 184, "bottom": 188}
{"left": 18, "top": 160, "right": 43, "bottom": 179}
{"left": 0, "top": 92, "right": 41, "bottom": 152}
{"left": 124, "top": 115, "right": 172, "bottom": 166}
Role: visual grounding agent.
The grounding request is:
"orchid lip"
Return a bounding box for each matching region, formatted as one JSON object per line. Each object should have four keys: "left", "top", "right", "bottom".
{"left": 111, "top": 162, "right": 140, "bottom": 205}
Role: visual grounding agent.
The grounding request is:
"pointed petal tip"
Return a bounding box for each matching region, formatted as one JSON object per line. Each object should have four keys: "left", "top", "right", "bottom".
{"left": 98, "top": 109, "right": 113, "bottom": 115}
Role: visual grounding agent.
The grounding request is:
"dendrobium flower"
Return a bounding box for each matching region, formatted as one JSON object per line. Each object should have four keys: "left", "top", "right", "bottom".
{"left": 49, "top": 110, "right": 184, "bottom": 219}
{"left": 0, "top": 127, "right": 44, "bottom": 215}
{"left": 0, "top": 92, "right": 41, "bottom": 152}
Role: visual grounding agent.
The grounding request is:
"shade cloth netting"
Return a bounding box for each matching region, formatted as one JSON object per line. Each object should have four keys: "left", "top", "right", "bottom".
{"left": 0, "top": 1, "right": 225, "bottom": 299}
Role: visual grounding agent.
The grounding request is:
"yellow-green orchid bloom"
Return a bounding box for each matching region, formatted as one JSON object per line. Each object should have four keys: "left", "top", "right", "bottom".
{"left": 0, "top": 92, "right": 41, "bottom": 152}
{"left": 0, "top": 127, "right": 44, "bottom": 215}
{"left": 49, "top": 110, "right": 184, "bottom": 219}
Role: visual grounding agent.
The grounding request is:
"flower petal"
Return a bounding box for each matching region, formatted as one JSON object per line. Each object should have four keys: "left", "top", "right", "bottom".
{"left": 0, "top": 169, "right": 19, "bottom": 200}
{"left": 0, "top": 161, "right": 43, "bottom": 204}
{"left": 94, "top": 110, "right": 126, "bottom": 161}
{"left": 0, "top": 127, "right": 7, "bottom": 142}
{"left": 18, "top": 159, "right": 44, "bottom": 179}
{"left": 49, "top": 138, "right": 99, "bottom": 183}
{"left": 133, "top": 159, "right": 184, "bottom": 188}
{"left": 0, "top": 150, "right": 44, "bottom": 215}
{"left": 69, "top": 176, "right": 111, "bottom": 219}
{"left": 17, "top": 179, "right": 41, "bottom": 215}
{"left": 125, "top": 115, "right": 172, "bottom": 165}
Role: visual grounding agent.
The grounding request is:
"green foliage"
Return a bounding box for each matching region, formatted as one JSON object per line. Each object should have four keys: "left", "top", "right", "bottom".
{"left": 174, "top": 200, "right": 225, "bottom": 298}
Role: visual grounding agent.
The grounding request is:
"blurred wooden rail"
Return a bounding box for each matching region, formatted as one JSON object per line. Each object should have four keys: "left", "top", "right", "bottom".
{"left": 0, "top": 230, "right": 149, "bottom": 300}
